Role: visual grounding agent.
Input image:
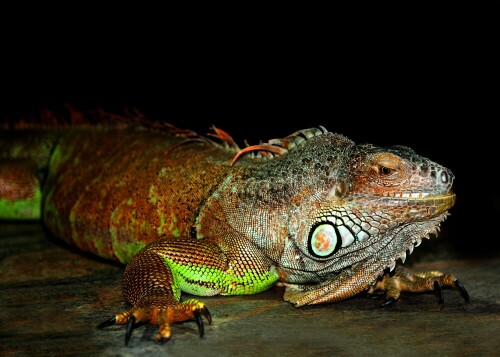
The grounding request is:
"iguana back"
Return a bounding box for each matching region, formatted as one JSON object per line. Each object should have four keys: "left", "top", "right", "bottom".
{"left": 1, "top": 116, "right": 236, "bottom": 263}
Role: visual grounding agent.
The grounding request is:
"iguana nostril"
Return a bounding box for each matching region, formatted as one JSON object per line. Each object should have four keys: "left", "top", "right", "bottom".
{"left": 440, "top": 171, "right": 449, "bottom": 184}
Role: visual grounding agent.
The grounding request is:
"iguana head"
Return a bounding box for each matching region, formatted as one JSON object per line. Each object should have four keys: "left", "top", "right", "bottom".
{"left": 302, "top": 142, "right": 455, "bottom": 263}
{"left": 228, "top": 127, "right": 455, "bottom": 306}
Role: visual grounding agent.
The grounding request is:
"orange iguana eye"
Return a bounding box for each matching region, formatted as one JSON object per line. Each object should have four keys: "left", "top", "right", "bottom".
{"left": 372, "top": 155, "right": 401, "bottom": 178}
{"left": 367, "top": 153, "right": 409, "bottom": 186}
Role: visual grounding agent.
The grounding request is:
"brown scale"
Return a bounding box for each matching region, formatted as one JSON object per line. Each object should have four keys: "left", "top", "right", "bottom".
{"left": 42, "top": 127, "right": 239, "bottom": 262}
{"left": 123, "top": 249, "right": 174, "bottom": 306}
{"left": 150, "top": 239, "right": 229, "bottom": 270}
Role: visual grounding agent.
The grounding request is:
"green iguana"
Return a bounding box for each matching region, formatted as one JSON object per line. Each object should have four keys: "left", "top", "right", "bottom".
{"left": 0, "top": 109, "right": 468, "bottom": 345}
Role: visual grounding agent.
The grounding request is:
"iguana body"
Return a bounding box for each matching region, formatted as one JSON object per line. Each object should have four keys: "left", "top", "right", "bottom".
{"left": 0, "top": 110, "right": 468, "bottom": 344}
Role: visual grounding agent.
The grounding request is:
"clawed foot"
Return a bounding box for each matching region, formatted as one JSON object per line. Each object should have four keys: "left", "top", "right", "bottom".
{"left": 98, "top": 298, "right": 212, "bottom": 345}
{"left": 367, "top": 266, "right": 469, "bottom": 307}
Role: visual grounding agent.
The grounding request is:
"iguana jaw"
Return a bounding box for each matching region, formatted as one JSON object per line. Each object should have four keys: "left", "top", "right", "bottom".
{"left": 281, "top": 191, "right": 455, "bottom": 306}
{"left": 381, "top": 191, "right": 455, "bottom": 201}
{"left": 310, "top": 191, "right": 456, "bottom": 256}
{"left": 361, "top": 192, "right": 456, "bottom": 270}
{"left": 331, "top": 191, "right": 456, "bottom": 266}
{"left": 380, "top": 212, "right": 450, "bottom": 271}
{"left": 283, "top": 213, "right": 451, "bottom": 307}
{"left": 375, "top": 192, "right": 456, "bottom": 219}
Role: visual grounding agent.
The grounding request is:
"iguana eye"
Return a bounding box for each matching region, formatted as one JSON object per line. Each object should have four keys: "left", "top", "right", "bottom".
{"left": 379, "top": 166, "right": 396, "bottom": 176}
{"left": 367, "top": 153, "right": 410, "bottom": 186}
{"left": 308, "top": 223, "right": 340, "bottom": 258}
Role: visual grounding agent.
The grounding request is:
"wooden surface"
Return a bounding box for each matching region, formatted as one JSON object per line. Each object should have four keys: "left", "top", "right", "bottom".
{"left": 1, "top": 222, "right": 499, "bottom": 356}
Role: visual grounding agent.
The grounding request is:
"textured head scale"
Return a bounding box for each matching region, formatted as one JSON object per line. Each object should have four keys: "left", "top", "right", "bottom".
{"left": 229, "top": 127, "right": 354, "bottom": 202}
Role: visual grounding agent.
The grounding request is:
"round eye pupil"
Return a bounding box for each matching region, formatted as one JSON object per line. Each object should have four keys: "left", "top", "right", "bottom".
{"left": 380, "top": 166, "right": 392, "bottom": 175}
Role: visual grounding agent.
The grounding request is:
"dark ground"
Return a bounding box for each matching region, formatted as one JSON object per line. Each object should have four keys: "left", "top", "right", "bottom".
{"left": 0, "top": 223, "right": 499, "bottom": 357}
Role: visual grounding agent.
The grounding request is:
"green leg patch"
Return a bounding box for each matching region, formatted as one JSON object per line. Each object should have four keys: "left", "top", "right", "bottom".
{"left": 0, "top": 160, "right": 42, "bottom": 220}
{"left": 0, "top": 190, "right": 42, "bottom": 219}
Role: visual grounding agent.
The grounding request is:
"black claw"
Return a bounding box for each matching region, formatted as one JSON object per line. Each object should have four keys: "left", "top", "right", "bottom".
{"left": 433, "top": 281, "right": 444, "bottom": 304}
{"left": 125, "top": 316, "right": 135, "bottom": 346}
{"left": 97, "top": 316, "right": 116, "bottom": 329}
{"left": 454, "top": 279, "right": 470, "bottom": 303}
{"left": 201, "top": 306, "right": 212, "bottom": 325}
{"left": 194, "top": 311, "right": 204, "bottom": 338}
{"left": 365, "top": 292, "right": 384, "bottom": 300}
{"left": 379, "top": 297, "right": 396, "bottom": 307}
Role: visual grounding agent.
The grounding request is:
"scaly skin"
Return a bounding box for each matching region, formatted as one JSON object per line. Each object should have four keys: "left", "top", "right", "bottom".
{"left": 0, "top": 111, "right": 468, "bottom": 345}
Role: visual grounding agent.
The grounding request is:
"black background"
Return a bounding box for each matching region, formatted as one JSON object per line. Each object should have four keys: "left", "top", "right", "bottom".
{"left": 1, "top": 2, "right": 499, "bottom": 255}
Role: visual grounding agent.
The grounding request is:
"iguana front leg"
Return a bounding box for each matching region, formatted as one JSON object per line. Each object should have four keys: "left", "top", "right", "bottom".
{"left": 99, "top": 237, "right": 279, "bottom": 345}
{"left": 99, "top": 247, "right": 213, "bottom": 345}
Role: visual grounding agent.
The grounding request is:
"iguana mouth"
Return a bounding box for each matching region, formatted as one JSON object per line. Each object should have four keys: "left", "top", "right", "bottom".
{"left": 378, "top": 192, "right": 456, "bottom": 217}
{"left": 382, "top": 191, "right": 455, "bottom": 200}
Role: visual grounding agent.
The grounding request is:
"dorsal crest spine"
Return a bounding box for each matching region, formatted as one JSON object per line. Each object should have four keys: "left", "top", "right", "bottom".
{"left": 231, "top": 126, "right": 328, "bottom": 166}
